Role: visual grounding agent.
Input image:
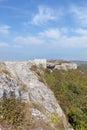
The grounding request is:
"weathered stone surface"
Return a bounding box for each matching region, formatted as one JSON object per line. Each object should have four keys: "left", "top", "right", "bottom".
{"left": 47, "top": 60, "right": 77, "bottom": 70}
{"left": 55, "top": 63, "right": 77, "bottom": 70}
{"left": 31, "top": 59, "right": 47, "bottom": 68}
{"left": 0, "top": 61, "right": 74, "bottom": 130}
{"left": 31, "top": 108, "right": 46, "bottom": 121}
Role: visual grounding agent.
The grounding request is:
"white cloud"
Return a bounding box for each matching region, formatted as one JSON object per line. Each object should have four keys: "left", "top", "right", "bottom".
{"left": 70, "top": 5, "right": 87, "bottom": 26}
{"left": 31, "top": 5, "right": 57, "bottom": 25}
{"left": 0, "top": 42, "right": 9, "bottom": 47}
{"left": 14, "top": 36, "right": 44, "bottom": 45}
{"left": 39, "top": 28, "right": 61, "bottom": 39}
{"left": 39, "top": 27, "right": 69, "bottom": 40}
{"left": 75, "top": 28, "right": 87, "bottom": 36}
{"left": 0, "top": 25, "right": 10, "bottom": 34}
{"left": 58, "top": 36, "right": 87, "bottom": 47}
{"left": 13, "top": 27, "right": 87, "bottom": 48}
{"left": 38, "top": 27, "right": 87, "bottom": 48}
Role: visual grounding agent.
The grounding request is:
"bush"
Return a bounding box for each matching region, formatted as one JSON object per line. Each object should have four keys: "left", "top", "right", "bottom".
{"left": 68, "top": 107, "right": 87, "bottom": 130}
{"left": 43, "top": 68, "right": 87, "bottom": 130}
{"left": 67, "top": 84, "right": 81, "bottom": 95}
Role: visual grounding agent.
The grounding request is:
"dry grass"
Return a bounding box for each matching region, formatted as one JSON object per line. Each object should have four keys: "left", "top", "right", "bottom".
{"left": 29, "top": 119, "right": 54, "bottom": 130}
{"left": 0, "top": 98, "right": 31, "bottom": 130}
{"left": 0, "top": 65, "right": 11, "bottom": 77}
{"left": 20, "top": 83, "right": 28, "bottom": 92}
{"left": 30, "top": 64, "right": 38, "bottom": 72}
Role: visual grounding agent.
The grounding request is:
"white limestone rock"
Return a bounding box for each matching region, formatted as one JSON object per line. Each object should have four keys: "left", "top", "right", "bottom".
{"left": 0, "top": 61, "right": 74, "bottom": 130}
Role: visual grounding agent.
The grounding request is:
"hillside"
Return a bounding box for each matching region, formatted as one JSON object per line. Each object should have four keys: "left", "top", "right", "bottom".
{"left": 0, "top": 61, "right": 71, "bottom": 130}
{"left": 43, "top": 66, "right": 87, "bottom": 130}
{"left": 0, "top": 60, "right": 87, "bottom": 130}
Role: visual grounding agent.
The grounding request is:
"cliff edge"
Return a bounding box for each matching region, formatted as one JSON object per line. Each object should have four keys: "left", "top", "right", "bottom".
{"left": 0, "top": 61, "right": 73, "bottom": 130}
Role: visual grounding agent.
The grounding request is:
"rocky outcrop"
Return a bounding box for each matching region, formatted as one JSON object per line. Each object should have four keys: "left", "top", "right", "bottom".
{"left": 30, "top": 59, "right": 47, "bottom": 68}
{"left": 47, "top": 60, "right": 77, "bottom": 71}
{"left": 0, "top": 61, "right": 73, "bottom": 130}
{"left": 55, "top": 63, "right": 77, "bottom": 70}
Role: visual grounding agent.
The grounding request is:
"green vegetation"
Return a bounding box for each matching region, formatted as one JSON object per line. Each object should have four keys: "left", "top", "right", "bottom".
{"left": 44, "top": 68, "right": 87, "bottom": 130}
{"left": 46, "top": 112, "right": 60, "bottom": 124}
{"left": 0, "top": 98, "right": 30, "bottom": 129}
{"left": 46, "top": 112, "right": 64, "bottom": 129}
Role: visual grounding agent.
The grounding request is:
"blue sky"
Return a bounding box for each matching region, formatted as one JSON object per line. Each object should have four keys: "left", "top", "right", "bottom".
{"left": 0, "top": 0, "right": 87, "bottom": 60}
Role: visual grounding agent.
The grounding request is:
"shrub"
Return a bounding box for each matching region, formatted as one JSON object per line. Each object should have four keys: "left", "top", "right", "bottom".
{"left": 43, "top": 68, "right": 87, "bottom": 130}
{"left": 67, "top": 84, "right": 81, "bottom": 95}
{"left": 68, "top": 107, "right": 87, "bottom": 130}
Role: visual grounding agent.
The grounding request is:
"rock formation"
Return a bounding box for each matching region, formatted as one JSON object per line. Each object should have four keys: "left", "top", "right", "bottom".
{"left": 47, "top": 60, "right": 77, "bottom": 70}
{"left": 0, "top": 61, "right": 74, "bottom": 130}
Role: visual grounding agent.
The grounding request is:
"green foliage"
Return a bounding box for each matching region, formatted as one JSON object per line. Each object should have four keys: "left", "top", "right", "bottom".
{"left": 44, "top": 68, "right": 87, "bottom": 130}
{"left": 46, "top": 112, "right": 64, "bottom": 129}
{"left": 46, "top": 112, "right": 60, "bottom": 124}
{"left": 68, "top": 107, "right": 87, "bottom": 130}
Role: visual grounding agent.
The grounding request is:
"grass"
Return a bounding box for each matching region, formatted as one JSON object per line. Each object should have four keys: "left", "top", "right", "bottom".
{"left": 0, "top": 98, "right": 30, "bottom": 130}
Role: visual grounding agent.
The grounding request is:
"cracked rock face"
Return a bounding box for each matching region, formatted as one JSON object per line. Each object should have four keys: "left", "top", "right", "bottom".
{"left": 0, "top": 61, "right": 73, "bottom": 130}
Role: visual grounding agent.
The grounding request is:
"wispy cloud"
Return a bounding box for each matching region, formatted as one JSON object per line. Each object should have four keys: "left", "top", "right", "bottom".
{"left": 38, "top": 27, "right": 87, "bottom": 48}
{"left": 0, "top": 42, "right": 9, "bottom": 47}
{"left": 12, "top": 27, "right": 87, "bottom": 48}
{"left": 70, "top": 5, "right": 87, "bottom": 26}
{"left": 39, "top": 27, "right": 69, "bottom": 39}
{"left": 75, "top": 28, "right": 87, "bottom": 36}
{"left": 14, "top": 36, "right": 44, "bottom": 46}
{"left": 0, "top": 25, "right": 10, "bottom": 34}
{"left": 0, "top": 5, "right": 18, "bottom": 10}
{"left": 58, "top": 35, "right": 87, "bottom": 48}
{"left": 39, "top": 28, "right": 61, "bottom": 39}
{"left": 28, "top": 5, "right": 61, "bottom": 25}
